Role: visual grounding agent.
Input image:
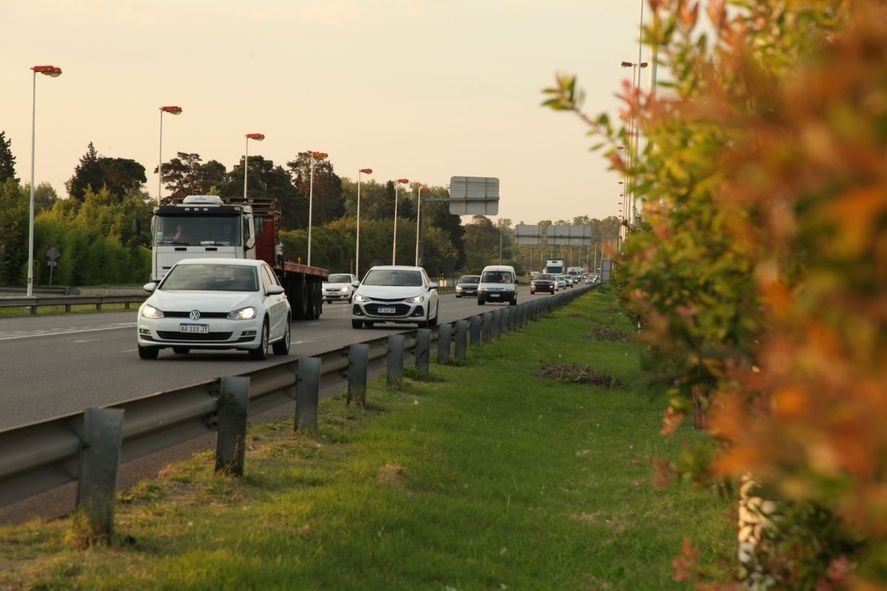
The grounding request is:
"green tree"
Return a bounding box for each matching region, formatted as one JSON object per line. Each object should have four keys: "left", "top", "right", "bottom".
{"left": 159, "top": 152, "right": 227, "bottom": 201}
{"left": 96, "top": 157, "right": 146, "bottom": 201}
{"left": 65, "top": 142, "right": 102, "bottom": 201}
{"left": 462, "top": 216, "right": 499, "bottom": 273}
{"left": 0, "top": 179, "right": 28, "bottom": 284}
{"left": 286, "top": 152, "right": 344, "bottom": 227}
{"left": 0, "top": 131, "right": 16, "bottom": 183}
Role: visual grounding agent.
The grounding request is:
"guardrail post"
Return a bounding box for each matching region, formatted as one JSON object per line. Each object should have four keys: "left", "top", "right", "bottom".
{"left": 482, "top": 313, "right": 492, "bottom": 343}
{"left": 215, "top": 376, "right": 250, "bottom": 476}
{"left": 415, "top": 328, "right": 431, "bottom": 373}
{"left": 437, "top": 323, "right": 452, "bottom": 365}
{"left": 347, "top": 343, "right": 369, "bottom": 408}
{"left": 76, "top": 407, "right": 125, "bottom": 544}
{"left": 470, "top": 315, "right": 481, "bottom": 346}
{"left": 493, "top": 309, "right": 502, "bottom": 338}
{"left": 388, "top": 335, "right": 404, "bottom": 387}
{"left": 295, "top": 357, "right": 321, "bottom": 431}
{"left": 506, "top": 307, "right": 515, "bottom": 332}
{"left": 455, "top": 319, "right": 467, "bottom": 360}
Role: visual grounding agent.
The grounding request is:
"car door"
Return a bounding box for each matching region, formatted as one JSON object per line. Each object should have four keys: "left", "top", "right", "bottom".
{"left": 422, "top": 269, "right": 438, "bottom": 319}
{"left": 260, "top": 264, "right": 288, "bottom": 339}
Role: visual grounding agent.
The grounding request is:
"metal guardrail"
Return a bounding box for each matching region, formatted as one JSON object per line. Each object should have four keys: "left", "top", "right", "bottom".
{"left": 0, "top": 286, "right": 592, "bottom": 514}
{"left": 0, "top": 294, "right": 147, "bottom": 313}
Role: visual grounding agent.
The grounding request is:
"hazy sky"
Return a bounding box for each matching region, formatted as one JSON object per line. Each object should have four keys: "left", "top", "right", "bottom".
{"left": 2, "top": 1, "right": 649, "bottom": 224}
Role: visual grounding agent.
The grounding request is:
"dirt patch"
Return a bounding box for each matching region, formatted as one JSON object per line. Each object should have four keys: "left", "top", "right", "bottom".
{"left": 567, "top": 311, "right": 591, "bottom": 319}
{"left": 377, "top": 464, "right": 409, "bottom": 490}
{"left": 535, "top": 363, "right": 624, "bottom": 389}
{"left": 584, "top": 327, "right": 631, "bottom": 341}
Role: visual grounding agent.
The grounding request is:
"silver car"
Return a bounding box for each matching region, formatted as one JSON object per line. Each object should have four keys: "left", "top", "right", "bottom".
{"left": 351, "top": 266, "right": 439, "bottom": 329}
{"left": 323, "top": 273, "right": 358, "bottom": 303}
{"left": 137, "top": 258, "right": 291, "bottom": 360}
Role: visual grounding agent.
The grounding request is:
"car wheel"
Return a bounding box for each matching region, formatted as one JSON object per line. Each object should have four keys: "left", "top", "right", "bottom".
{"left": 429, "top": 304, "right": 439, "bottom": 327}
{"left": 510, "top": 297, "right": 517, "bottom": 306}
{"left": 272, "top": 316, "right": 291, "bottom": 355}
{"left": 530, "top": 289, "right": 535, "bottom": 295}
{"left": 248, "top": 319, "right": 270, "bottom": 360}
{"left": 172, "top": 347, "right": 190, "bottom": 354}
{"left": 455, "top": 294, "right": 461, "bottom": 298}
{"left": 352, "top": 319, "right": 363, "bottom": 329}
{"left": 138, "top": 345, "right": 159, "bottom": 360}
{"left": 477, "top": 297, "right": 485, "bottom": 306}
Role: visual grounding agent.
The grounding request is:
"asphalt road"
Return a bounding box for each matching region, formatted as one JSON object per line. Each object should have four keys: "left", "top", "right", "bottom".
{"left": 0, "top": 290, "right": 564, "bottom": 430}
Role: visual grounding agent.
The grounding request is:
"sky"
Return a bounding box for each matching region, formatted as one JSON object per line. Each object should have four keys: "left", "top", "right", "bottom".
{"left": 2, "top": 0, "right": 650, "bottom": 225}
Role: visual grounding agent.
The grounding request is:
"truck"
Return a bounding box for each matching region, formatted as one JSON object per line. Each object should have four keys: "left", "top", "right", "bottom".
{"left": 151, "top": 194, "right": 328, "bottom": 320}
{"left": 566, "top": 266, "right": 583, "bottom": 281}
{"left": 544, "top": 259, "right": 565, "bottom": 276}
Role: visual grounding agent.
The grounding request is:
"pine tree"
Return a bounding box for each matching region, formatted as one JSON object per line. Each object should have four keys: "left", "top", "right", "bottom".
{"left": 0, "top": 131, "right": 16, "bottom": 183}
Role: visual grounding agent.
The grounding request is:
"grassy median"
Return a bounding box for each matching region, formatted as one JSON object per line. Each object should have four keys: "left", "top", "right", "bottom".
{"left": 0, "top": 289, "right": 734, "bottom": 590}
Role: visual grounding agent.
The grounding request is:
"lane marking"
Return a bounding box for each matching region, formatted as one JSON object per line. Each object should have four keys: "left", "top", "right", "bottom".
{"left": 0, "top": 323, "right": 135, "bottom": 341}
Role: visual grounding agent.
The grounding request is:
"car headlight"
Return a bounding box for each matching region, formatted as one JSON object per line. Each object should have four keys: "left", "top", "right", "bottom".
{"left": 354, "top": 293, "right": 369, "bottom": 303}
{"left": 228, "top": 306, "right": 257, "bottom": 320}
{"left": 340, "top": 286, "right": 350, "bottom": 293}
{"left": 407, "top": 294, "right": 425, "bottom": 303}
{"left": 140, "top": 304, "right": 164, "bottom": 319}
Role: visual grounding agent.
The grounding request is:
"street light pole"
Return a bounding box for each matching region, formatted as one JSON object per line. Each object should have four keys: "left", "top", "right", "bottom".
{"left": 158, "top": 105, "right": 182, "bottom": 204}
{"left": 415, "top": 186, "right": 429, "bottom": 266}
{"left": 307, "top": 151, "right": 328, "bottom": 267}
{"left": 393, "top": 179, "right": 409, "bottom": 265}
{"left": 356, "top": 167, "right": 372, "bottom": 278}
{"left": 27, "top": 65, "right": 62, "bottom": 298}
{"left": 621, "top": 60, "right": 647, "bottom": 229}
{"left": 243, "top": 133, "right": 265, "bottom": 203}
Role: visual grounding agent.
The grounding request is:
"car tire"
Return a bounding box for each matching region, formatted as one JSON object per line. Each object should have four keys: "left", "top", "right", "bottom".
{"left": 530, "top": 289, "right": 535, "bottom": 295}
{"left": 172, "top": 347, "right": 190, "bottom": 355}
{"left": 138, "top": 345, "right": 159, "bottom": 360}
{"left": 477, "top": 297, "right": 485, "bottom": 306}
{"left": 429, "top": 304, "right": 439, "bottom": 327}
{"left": 248, "top": 320, "right": 270, "bottom": 360}
{"left": 510, "top": 297, "right": 517, "bottom": 306}
{"left": 272, "top": 317, "right": 291, "bottom": 355}
{"left": 351, "top": 319, "right": 363, "bottom": 329}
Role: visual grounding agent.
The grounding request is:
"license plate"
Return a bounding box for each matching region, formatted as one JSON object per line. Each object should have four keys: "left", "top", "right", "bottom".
{"left": 377, "top": 306, "right": 396, "bottom": 314}
{"left": 490, "top": 293, "right": 500, "bottom": 298}
{"left": 179, "top": 323, "right": 209, "bottom": 334}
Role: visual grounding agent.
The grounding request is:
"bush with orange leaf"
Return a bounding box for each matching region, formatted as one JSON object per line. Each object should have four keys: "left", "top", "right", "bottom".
{"left": 544, "top": 0, "right": 885, "bottom": 586}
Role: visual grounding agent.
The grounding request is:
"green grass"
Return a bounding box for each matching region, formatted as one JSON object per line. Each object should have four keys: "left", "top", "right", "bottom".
{"left": 0, "top": 303, "right": 138, "bottom": 318}
{"left": 0, "top": 289, "right": 735, "bottom": 590}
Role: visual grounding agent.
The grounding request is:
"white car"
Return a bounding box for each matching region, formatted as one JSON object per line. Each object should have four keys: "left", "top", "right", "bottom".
{"left": 137, "top": 258, "right": 291, "bottom": 360}
{"left": 322, "top": 273, "right": 358, "bottom": 303}
{"left": 351, "top": 265, "right": 439, "bottom": 329}
{"left": 554, "top": 275, "right": 567, "bottom": 290}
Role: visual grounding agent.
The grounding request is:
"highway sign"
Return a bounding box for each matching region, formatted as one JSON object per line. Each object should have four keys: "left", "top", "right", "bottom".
{"left": 448, "top": 176, "right": 499, "bottom": 215}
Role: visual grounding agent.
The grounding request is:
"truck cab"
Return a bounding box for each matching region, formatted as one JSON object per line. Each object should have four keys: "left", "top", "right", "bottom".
{"left": 151, "top": 195, "right": 256, "bottom": 282}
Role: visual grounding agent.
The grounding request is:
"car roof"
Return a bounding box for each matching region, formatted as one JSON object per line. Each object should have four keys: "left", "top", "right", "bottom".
{"left": 481, "top": 265, "right": 515, "bottom": 272}
{"left": 174, "top": 258, "right": 264, "bottom": 267}
{"left": 366, "top": 265, "right": 425, "bottom": 272}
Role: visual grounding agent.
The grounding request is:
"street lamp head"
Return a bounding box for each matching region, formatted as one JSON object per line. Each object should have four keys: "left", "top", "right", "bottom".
{"left": 640, "top": 62, "right": 649, "bottom": 68}
{"left": 311, "top": 151, "right": 328, "bottom": 159}
{"left": 359, "top": 168, "right": 373, "bottom": 174}
{"left": 397, "top": 178, "right": 409, "bottom": 184}
{"left": 620, "top": 60, "right": 633, "bottom": 68}
{"left": 160, "top": 105, "right": 183, "bottom": 115}
{"left": 420, "top": 186, "right": 430, "bottom": 193}
{"left": 246, "top": 133, "right": 265, "bottom": 141}
{"left": 32, "top": 65, "right": 62, "bottom": 77}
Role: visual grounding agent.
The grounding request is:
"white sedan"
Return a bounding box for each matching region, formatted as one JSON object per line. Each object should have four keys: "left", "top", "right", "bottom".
{"left": 137, "top": 258, "right": 291, "bottom": 360}
{"left": 322, "top": 273, "right": 358, "bottom": 303}
{"left": 351, "top": 265, "right": 439, "bottom": 329}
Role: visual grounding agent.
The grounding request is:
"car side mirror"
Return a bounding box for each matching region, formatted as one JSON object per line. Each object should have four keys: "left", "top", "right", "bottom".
{"left": 266, "top": 285, "right": 285, "bottom": 295}
{"left": 428, "top": 284, "right": 438, "bottom": 290}
{"left": 352, "top": 281, "right": 360, "bottom": 288}
{"left": 143, "top": 282, "right": 157, "bottom": 292}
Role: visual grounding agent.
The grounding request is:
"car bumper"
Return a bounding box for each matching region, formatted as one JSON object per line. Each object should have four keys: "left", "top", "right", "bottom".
{"left": 137, "top": 317, "right": 262, "bottom": 349}
{"left": 323, "top": 291, "right": 352, "bottom": 301}
{"left": 455, "top": 288, "right": 478, "bottom": 296}
{"left": 352, "top": 300, "right": 427, "bottom": 323}
{"left": 478, "top": 290, "right": 516, "bottom": 302}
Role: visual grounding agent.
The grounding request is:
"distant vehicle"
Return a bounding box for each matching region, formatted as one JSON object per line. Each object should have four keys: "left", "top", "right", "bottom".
{"left": 455, "top": 274, "right": 480, "bottom": 298}
{"left": 351, "top": 266, "right": 439, "bottom": 329}
{"left": 567, "top": 266, "right": 583, "bottom": 283}
{"left": 477, "top": 265, "right": 517, "bottom": 306}
{"left": 544, "top": 259, "right": 565, "bottom": 275}
{"left": 137, "top": 258, "right": 291, "bottom": 360}
{"left": 323, "top": 273, "right": 358, "bottom": 303}
{"left": 530, "top": 273, "right": 556, "bottom": 294}
{"left": 554, "top": 275, "right": 567, "bottom": 290}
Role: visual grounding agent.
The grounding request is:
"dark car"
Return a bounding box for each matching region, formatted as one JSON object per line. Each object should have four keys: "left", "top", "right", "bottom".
{"left": 529, "top": 273, "right": 556, "bottom": 294}
{"left": 454, "top": 274, "right": 480, "bottom": 298}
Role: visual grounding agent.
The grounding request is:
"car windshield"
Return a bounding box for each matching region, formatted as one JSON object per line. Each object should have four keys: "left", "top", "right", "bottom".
{"left": 155, "top": 215, "right": 241, "bottom": 247}
{"left": 458, "top": 276, "right": 479, "bottom": 284}
{"left": 161, "top": 264, "right": 259, "bottom": 292}
{"left": 481, "top": 271, "right": 513, "bottom": 284}
{"left": 327, "top": 274, "right": 352, "bottom": 284}
{"left": 362, "top": 269, "right": 423, "bottom": 287}
{"left": 538, "top": 274, "right": 553, "bottom": 280}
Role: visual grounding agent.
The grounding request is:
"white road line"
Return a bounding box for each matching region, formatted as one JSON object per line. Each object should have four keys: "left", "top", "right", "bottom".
{"left": 0, "top": 323, "right": 135, "bottom": 341}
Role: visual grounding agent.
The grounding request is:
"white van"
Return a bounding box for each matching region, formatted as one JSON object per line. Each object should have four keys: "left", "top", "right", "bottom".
{"left": 477, "top": 265, "right": 517, "bottom": 306}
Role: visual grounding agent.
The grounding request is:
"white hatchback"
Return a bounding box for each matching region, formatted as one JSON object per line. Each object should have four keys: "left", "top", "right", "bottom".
{"left": 351, "top": 265, "right": 439, "bottom": 329}
{"left": 137, "top": 258, "right": 291, "bottom": 360}
{"left": 322, "top": 273, "right": 358, "bottom": 303}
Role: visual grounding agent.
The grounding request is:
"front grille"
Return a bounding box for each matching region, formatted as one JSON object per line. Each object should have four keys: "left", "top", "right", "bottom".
{"left": 163, "top": 311, "right": 229, "bottom": 318}
{"left": 365, "top": 303, "right": 411, "bottom": 316}
{"left": 156, "top": 331, "right": 234, "bottom": 341}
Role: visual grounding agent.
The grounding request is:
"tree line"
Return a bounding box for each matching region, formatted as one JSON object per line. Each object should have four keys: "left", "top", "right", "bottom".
{"left": 0, "top": 133, "right": 618, "bottom": 287}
